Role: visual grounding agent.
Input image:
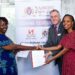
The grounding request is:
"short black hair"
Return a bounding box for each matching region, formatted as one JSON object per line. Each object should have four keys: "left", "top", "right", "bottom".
{"left": 0, "top": 17, "right": 8, "bottom": 25}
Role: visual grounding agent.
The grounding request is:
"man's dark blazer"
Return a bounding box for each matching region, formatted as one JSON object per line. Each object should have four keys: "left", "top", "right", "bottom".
{"left": 44, "top": 22, "right": 64, "bottom": 74}
{"left": 44, "top": 22, "right": 64, "bottom": 54}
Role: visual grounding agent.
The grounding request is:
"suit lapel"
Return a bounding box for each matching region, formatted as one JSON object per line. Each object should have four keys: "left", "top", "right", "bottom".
{"left": 51, "top": 24, "right": 63, "bottom": 45}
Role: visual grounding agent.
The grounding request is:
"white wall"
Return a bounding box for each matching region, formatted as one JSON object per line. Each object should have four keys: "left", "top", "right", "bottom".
{"left": 61, "top": 0, "right": 75, "bottom": 18}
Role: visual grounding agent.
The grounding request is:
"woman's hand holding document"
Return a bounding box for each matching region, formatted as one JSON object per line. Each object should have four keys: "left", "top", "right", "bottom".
{"left": 36, "top": 45, "right": 53, "bottom": 65}
{"left": 31, "top": 45, "right": 52, "bottom": 68}
{"left": 16, "top": 43, "right": 36, "bottom": 58}
{"left": 16, "top": 43, "right": 51, "bottom": 68}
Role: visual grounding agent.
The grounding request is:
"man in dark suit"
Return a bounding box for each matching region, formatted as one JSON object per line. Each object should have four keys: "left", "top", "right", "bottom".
{"left": 43, "top": 9, "right": 64, "bottom": 75}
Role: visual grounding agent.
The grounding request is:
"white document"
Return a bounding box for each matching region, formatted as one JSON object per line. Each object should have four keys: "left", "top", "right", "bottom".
{"left": 16, "top": 51, "right": 29, "bottom": 58}
{"left": 17, "top": 43, "right": 33, "bottom": 58}
{"left": 32, "top": 50, "right": 45, "bottom": 68}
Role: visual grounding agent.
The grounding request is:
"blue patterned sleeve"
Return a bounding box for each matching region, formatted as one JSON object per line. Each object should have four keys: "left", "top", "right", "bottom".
{"left": 0, "top": 34, "right": 13, "bottom": 46}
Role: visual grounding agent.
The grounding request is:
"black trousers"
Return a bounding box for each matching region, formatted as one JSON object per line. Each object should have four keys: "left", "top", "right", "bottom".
{"left": 55, "top": 58, "right": 62, "bottom": 75}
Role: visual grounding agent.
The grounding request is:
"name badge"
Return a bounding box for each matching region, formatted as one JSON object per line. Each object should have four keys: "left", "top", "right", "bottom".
{"left": 57, "top": 33, "right": 61, "bottom": 36}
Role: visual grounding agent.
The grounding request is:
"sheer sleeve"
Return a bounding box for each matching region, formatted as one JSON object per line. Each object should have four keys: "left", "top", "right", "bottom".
{"left": 59, "top": 33, "right": 75, "bottom": 50}
{"left": 59, "top": 35, "right": 67, "bottom": 46}
{"left": 65, "top": 36, "right": 75, "bottom": 50}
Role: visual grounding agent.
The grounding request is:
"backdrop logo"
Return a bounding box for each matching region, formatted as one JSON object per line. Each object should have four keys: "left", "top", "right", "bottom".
{"left": 26, "top": 29, "right": 35, "bottom": 38}
{"left": 25, "top": 7, "right": 32, "bottom": 15}
{"left": 41, "top": 30, "right": 48, "bottom": 39}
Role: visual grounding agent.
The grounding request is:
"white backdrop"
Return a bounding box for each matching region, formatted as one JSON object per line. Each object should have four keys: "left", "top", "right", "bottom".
{"left": 15, "top": 0, "right": 61, "bottom": 75}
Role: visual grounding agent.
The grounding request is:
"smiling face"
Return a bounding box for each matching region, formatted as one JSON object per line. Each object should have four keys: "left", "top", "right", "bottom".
{"left": 63, "top": 16, "right": 74, "bottom": 31}
{"left": 50, "top": 11, "right": 60, "bottom": 26}
{"left": 0, "top": 20, "right": 8, "bottom": 34}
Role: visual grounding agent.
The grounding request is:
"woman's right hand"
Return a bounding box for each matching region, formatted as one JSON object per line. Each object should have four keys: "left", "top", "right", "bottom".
{"left": 45, "top": 58, "right": 53, "bottom": 65}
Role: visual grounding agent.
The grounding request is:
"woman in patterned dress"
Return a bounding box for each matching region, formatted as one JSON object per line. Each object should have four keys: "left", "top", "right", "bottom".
{"left": 0, "top": 17, "right": 36, "bottom": 75}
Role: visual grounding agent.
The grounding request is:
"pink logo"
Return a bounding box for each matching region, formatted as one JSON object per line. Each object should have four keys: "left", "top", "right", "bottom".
{"left": 28, "top": 29, "right": 34, "bottom": 35}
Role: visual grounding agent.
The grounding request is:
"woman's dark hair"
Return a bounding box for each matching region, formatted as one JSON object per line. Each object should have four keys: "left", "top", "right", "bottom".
{"left": 62, "top": 14, "right": 75, "bottom": 34}
{"left": 0, "top": 17, "right": 8, "bottom": 25}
